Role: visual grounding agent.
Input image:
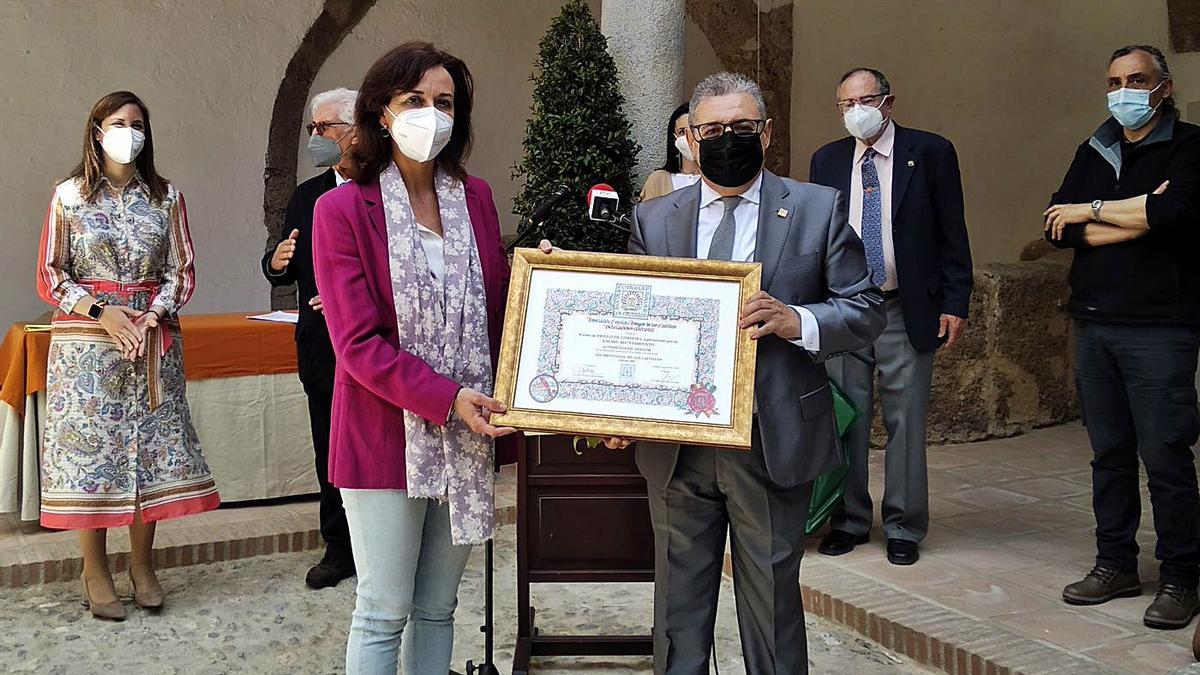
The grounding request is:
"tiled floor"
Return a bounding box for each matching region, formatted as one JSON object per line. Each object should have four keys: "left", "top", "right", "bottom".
{"left": 804, "top": 422, "right": 1199, "bottom": 673}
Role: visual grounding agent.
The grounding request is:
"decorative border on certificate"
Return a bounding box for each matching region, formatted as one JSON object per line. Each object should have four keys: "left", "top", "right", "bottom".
{"left": 492, "top": 248, "right": 761, "bottom": 449}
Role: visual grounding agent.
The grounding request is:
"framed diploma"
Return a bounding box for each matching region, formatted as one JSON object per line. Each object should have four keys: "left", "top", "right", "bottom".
{"left": 492, "top": 248, "right": 761, "bottom": 449}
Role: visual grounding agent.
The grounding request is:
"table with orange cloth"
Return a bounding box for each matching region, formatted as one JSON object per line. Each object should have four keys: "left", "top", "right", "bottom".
{"left": 0, "top": 313, "right": 316, "bottom": 523}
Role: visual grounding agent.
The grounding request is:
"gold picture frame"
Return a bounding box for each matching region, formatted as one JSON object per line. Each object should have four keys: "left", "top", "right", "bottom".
{"left": 492, "top": 248, "right": 761, "bottom": 449}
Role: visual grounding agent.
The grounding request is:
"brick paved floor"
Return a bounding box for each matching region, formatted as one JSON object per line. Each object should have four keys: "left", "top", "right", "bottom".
{"left": 5, "top": 425, "right": 1199, "bottom": 673}
{"left": 799, "top": 423, "right": 1199, "bottom": 674}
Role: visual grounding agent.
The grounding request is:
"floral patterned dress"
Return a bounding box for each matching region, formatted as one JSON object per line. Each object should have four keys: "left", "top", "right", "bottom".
{"left": 35, "top": 175, "right": 218, "bottom": 529}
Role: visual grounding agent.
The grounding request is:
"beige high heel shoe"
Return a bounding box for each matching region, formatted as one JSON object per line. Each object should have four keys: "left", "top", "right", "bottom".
{"left": 130, "top": 572, "right": 164, "bottom": 610}
{"left": 81, "top": 575, "right": 126, "bottom": 621}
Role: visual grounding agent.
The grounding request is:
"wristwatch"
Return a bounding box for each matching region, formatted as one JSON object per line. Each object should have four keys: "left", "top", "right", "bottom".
{"left": 86, "top": 301, "right": 106, "bottom": 320}
{"left": 1091, "top": 199, "right": 1104, "bottom": 222}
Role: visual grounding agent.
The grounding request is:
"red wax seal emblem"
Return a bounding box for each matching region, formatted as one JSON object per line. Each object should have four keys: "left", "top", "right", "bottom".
{"left": 686, "top": 384, "right": 717, "bottom": 417}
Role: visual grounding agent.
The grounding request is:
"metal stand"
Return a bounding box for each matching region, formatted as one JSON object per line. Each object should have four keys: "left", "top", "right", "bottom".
{"left": 461, "top": 539, "right": 501, "bottom": 675}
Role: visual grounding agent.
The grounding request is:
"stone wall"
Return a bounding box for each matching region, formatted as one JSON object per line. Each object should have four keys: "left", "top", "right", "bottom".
{"left": 870, "top": 257, "right": 1077, "bottom": 447}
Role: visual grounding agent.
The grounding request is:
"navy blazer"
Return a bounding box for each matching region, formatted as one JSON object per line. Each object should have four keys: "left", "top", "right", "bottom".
{"left": 809, "top": 123, "right": 973, "bottom": 353}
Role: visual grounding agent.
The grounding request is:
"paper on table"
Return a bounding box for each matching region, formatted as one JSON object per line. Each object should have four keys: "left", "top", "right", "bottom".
{"left": 246, "top": 311, "right": 299, "bottom": 324}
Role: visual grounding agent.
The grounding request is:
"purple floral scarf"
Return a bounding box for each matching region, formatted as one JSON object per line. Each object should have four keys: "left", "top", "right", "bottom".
{"left": 381, "top": 163, "right": 494, "bottom": 545}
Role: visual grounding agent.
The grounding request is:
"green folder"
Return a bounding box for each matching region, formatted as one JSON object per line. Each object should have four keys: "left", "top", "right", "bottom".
{"left": 806, "top": 381, "right": 860, "bottom": 535}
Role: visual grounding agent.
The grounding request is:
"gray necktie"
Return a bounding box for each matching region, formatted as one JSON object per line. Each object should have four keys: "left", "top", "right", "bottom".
{"left": 706, "top": 196, "right": 742, "bottom": 261}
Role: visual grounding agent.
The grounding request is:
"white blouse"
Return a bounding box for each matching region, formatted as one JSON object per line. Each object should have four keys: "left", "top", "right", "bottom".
{"left": 417, "top": 223, "right": 445, "bottom": 281}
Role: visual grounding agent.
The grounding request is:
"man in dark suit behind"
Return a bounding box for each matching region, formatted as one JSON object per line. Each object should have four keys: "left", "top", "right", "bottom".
{"left": 809, "top": 68, "right": 973, "bottom": 566}
{"left": 261, "top": 88, "right": 358, "bottom": 588}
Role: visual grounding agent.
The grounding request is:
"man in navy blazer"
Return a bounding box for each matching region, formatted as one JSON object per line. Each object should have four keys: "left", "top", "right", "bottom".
{"left": 809, "top": 68, "right": 973, "bottom": 565}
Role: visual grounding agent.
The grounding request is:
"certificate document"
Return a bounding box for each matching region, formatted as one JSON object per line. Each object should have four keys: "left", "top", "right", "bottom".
{"left": 493, "top": 249, "right": 760, "bottom": 448}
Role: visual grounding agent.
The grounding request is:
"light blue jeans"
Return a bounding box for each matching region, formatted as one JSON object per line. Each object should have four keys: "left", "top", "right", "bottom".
{"left": 342, "top": 489, "right": 474, "bottom": 675}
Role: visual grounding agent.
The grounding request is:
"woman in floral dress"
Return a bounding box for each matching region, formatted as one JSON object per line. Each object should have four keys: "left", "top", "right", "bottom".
{"left": 36, "top": 91, "right": 218, "bottom": 620}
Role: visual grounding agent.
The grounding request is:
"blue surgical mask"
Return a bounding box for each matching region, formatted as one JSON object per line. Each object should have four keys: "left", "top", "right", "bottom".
{"left": 1107, "top": 79, "right": 1168, "bottom": 130}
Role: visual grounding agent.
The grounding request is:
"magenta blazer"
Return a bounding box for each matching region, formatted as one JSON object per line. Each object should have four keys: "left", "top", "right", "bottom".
{"left": 311, "top": 174, "right": 512, "bottom": 489}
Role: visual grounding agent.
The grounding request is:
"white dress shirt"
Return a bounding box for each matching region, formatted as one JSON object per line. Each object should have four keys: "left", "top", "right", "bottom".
{"left": 696, "top": 174, "right": 821, "bottom": 352}
{"left": 849, "top": 120, "right": 898, "bottom": 291}
{"left": 333, "top": 168, "right": 350, "bottom": 186}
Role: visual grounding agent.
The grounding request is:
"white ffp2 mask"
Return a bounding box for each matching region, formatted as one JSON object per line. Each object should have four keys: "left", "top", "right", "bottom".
{"left": 388, "top": 106, "right": 454, "bottom": 163}
{"left": 97, "top": 125, "right": 146, "bottom": 164}
{"left": 842, "top": 100, "right": 888, "bottom": 141}
{"left": 674, "top": 134, "right": 694, "bottom": 163}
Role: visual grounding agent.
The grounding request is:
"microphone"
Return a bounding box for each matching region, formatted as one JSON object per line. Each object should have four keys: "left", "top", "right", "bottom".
{"left": 587, "top": 183, "right": 620, "bottom": 222}
{"left": 586, "top": 183, "right": 630, "bottom": 233}
{"left": 526, "top": 184, "right": 572, "bottom": 227}
{"left": 507, "top": 184, "right": 573, "bottom": 253}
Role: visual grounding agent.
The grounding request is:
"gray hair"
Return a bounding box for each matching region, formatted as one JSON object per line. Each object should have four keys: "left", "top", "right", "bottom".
{"left": 838, "top": 68, "right": 891, "bottom": 96}
{"left": 309, "top": 87, "right": 358, "bottom": 124}
{"left": 689, "top": 72, "right": 767, "bottom": 119}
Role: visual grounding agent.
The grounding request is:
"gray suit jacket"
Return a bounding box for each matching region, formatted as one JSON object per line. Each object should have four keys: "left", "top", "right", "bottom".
{"left": 628, "top": 170, "right": 885, "bottom": 489}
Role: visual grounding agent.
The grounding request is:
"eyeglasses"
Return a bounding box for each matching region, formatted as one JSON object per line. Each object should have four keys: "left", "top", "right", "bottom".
{"left": 690, "top": 119, "right": 767, "bottom": 141}
{"left": 836, "top": 94, "right": 887, "bottom": 113}
{"left": 306, "top": 121, "right": 351, "bottom": 136}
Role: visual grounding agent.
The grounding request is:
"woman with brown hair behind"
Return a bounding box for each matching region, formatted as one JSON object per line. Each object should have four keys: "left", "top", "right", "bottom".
{"left": 36, "top": 91, "right": 218, "bottom": 621}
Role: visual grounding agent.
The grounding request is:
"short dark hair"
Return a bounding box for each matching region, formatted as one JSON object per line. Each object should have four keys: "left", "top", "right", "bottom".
{"left": 838, "top": 67, "right": 891, "bottom": 96}
{"left": 1109, "top": 44, "right": 1174, "bottom": 111}
{"left": 349, "top": 42, "right": 474, "bottom": 183}
{"left": 660, "top": 102, "right": 690, "bottom": 174}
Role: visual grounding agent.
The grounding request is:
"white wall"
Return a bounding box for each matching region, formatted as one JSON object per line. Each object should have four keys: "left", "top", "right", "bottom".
{"left": 789, "top": 0, "right": 1199, "bottom": 264}
{"left": 0, "top": 0, "right": 324, "bottom": 326}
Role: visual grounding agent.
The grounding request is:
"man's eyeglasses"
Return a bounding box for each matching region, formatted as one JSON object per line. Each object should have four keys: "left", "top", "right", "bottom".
{"left": 306, "top": 121, "right": 351, "bottom": 136}
{"left": 690, "top": 119, "right": 767, "bottom": 141}
{"left": 836, "top": 94, "right": 887, "bottom": 113}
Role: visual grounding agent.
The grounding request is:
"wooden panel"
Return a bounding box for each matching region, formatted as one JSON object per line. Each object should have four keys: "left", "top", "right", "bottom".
{"left": 526, "top": 434, "right": 642, "bottom": 476}
{"left": 527, "top": 492, "right": 655, "bottom": 575}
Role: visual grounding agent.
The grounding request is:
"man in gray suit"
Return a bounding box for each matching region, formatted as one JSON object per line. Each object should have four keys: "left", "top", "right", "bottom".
{"left": 616, "top": 72, "right": 885, "bottom": 675}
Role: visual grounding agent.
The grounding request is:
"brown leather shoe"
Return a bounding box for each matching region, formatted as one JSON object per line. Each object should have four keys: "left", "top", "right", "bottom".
{"left": 1144, "top": 583, "right": 1200, "bottom": 630}
{"left": 81, "top": 576, "right": 126, "bottom": 621}
{"left": 1062, "top": 566, "right": 1142, "bottom": 605}
{"left": 130, "top": 571, "right": 164, "bottom": 610}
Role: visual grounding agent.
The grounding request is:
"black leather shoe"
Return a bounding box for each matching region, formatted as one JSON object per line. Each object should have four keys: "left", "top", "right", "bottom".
{"left": 305, "top": 553, "right": 356, "bottom": 589}
{"left": 1144, "top": 583, "right": 1200, "bottom": 630}
{"left": 886, "top": 539, "right": 919, "bottom": 566}
{"left": 818, "top": 530, "right": 869, "bottom": 556}
{"left": 1062, "top": 566, "right": 1142, "bottom": 605}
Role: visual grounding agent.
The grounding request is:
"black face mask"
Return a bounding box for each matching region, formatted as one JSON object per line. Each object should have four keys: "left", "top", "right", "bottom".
{"left": 698, "top": 132, "right": 764, "bottom": 188}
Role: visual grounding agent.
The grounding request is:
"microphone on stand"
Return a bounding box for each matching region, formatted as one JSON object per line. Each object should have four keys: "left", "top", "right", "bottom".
{"left": 506, "top": 184, "right": 572, "bottom": 253}
{"left": 587, "top": 183, "right": 630, "bottom": 234}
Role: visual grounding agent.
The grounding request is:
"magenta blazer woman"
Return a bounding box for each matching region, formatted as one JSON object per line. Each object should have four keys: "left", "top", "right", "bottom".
{"left": 309, "top": 42, "right": 532, "bottom": 674}
{"left": 311, "top": 175, "right": 512, "bottom": 487}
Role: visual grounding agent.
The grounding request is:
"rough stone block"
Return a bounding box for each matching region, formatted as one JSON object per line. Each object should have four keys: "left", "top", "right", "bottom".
{"left": 869, "top": 259, "right": 1076, "bottom": 446}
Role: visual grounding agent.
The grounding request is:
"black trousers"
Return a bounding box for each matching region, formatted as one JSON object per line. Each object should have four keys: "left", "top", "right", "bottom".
{"left": 1074, "top": 320, "right": 1200, "bottom": 588}
{"left": 304, "top": 381, "right": 352, "bottom": 560}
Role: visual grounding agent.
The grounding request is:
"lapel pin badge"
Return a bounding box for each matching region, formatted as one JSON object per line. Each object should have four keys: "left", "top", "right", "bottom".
{"left": 777, "top": 208, "right": 789, "bottom": 218}
{"left": 907, "top": 159, "right": 915, "bottom": 167}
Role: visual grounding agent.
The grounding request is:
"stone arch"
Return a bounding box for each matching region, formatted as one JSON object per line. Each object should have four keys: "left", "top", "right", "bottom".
{"left": 686, "top": 0, "right": 793, "bottom": 174}
{"left": 264, "top": 0, "right": 377, "bottom": 309}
